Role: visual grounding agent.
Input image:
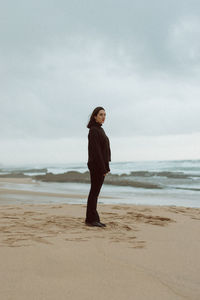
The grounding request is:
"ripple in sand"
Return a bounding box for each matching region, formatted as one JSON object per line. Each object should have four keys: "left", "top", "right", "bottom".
{"left": 0, "top": 207, "right": 174, "bottom": 248}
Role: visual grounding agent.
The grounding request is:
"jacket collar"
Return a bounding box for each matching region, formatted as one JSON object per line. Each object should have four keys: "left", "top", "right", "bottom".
{"left": 92, "top": 121, "right": 102, "bottom": 127}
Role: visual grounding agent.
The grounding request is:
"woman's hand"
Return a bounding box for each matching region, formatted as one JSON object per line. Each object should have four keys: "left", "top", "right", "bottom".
{"left": 103, "top": 171, "right": 110, "bottom": 176}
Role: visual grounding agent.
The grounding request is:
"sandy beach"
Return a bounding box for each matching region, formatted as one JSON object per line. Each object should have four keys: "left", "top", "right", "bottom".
{"left": 0, "top": 179, "right": 200, "bottom": 299}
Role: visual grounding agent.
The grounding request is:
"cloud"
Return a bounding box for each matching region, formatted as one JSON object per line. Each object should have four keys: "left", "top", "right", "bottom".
{"left": 167, "top": 15, "right": 200, "bottom": 71}
{"left": 1, "top": 35, "right": 199, "bottom": 139}
{"left": 0, "top": 0, "right": 199, "bottom": 162}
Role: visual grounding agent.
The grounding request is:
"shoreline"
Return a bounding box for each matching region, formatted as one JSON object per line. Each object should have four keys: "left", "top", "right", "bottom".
{"left": 1, "top": 177, "right": 200, "bottom": 208}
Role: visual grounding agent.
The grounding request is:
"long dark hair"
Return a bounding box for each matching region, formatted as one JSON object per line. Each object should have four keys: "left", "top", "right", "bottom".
{"left": 87, "top": 106, "right": 105, "bottom": 129}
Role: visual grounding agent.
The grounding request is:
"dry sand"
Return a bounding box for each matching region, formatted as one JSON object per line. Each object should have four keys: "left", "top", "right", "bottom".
{"left": 0, "top": 179, "right": 200, "bottom": 299}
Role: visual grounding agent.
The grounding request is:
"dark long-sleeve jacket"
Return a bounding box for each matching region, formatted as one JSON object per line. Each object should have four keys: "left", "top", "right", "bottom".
{"left": 87, "top": 122, "right": 111, "bottom": 174}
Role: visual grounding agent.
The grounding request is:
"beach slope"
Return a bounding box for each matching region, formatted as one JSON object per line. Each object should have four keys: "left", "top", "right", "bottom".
{"left": 0, "top": 201, "right": 200, "bottom": 300}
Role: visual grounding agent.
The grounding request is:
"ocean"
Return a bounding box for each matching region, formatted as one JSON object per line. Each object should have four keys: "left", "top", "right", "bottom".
{"left": 0, "top": 159, "right": 200, "bottom": 208}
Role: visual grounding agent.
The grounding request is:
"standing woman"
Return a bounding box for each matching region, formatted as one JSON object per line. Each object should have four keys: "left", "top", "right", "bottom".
{"left": 85, "top": 106, "right": 111, "bottom": 227}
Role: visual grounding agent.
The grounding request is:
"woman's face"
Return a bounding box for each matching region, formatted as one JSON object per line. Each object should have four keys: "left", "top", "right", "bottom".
{"left": 94, "top": 109, "right": 106, "bottom": 124}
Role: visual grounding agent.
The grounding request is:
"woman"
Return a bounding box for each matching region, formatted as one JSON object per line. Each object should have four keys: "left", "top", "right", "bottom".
{"left": 85, "top": 106, "right": 111, "bottom": 227}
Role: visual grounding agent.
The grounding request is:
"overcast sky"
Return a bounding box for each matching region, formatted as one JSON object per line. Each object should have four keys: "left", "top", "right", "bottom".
{"left": 0, "top": 0, "right": 199, "bottom": 166}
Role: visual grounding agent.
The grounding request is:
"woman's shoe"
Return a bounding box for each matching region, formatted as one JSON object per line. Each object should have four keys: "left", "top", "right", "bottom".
{"left": 85, "top": 221, "right": 104, "bottom": 227}
{"left": 99, "top": 222, "right": 106, "bottom": 227}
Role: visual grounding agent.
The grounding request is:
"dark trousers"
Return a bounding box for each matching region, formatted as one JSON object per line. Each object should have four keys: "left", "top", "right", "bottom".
{"left": 85, "top": 169, "right": 105, "bottom": 223}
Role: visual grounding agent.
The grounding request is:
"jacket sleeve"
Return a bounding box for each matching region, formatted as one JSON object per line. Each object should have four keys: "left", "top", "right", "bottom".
{"left": 88, "top": 128, "right": 107, "bottom": 174}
